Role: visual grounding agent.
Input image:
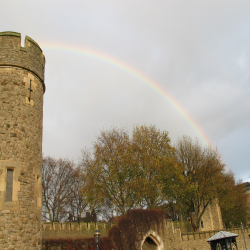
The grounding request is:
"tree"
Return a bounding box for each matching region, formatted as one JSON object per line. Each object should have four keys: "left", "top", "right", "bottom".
{"left": 42, "top": 156, "right": 77, "bottom": 222}
{"left": 67, "top": 166, "right": 88, "bottom": 223}
{"left": 162, "top": 136, "right": 226, "bottom": 232}
{"left": 81, "top": 128, "right": 137, "bottom": 216}
{"left": 132, "top": 125, "right": 175, "bottom": 209}
{"left": 162, "top": 201, "right": 184, "bottom": 221}
{"left": 98, "top": 198, "right": 115, "bottom": 222}
{"left": 218, "top": 172, "right": 248, "bottom": 227}
{"left": 80, "top": 125, "right": 175, "bottom": 216}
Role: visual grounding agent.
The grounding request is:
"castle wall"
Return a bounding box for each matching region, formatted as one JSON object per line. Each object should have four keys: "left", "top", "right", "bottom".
{"left": 177, "top": 227, "right": 250, "bottom": 250}
{"left": 0, "top": 31, "right": 45, "bottom": 250}
{"left": 42, "top": 220, "right": 250, "bottom": 250}
{"left": 42, "top": 222, "right": 113, "bottom": 240}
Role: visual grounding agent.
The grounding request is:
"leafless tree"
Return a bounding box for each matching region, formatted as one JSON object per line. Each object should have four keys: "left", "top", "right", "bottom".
{"left": 66, "top": 166, "right": 88, "bottom": 222}
{"left": 42, "top": 156, "right": 77, "bottom": 222}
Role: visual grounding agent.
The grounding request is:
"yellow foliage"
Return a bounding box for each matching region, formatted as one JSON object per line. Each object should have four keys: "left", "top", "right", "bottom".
{"left": 80, "top": 125, "right": 175, "bottom": 216}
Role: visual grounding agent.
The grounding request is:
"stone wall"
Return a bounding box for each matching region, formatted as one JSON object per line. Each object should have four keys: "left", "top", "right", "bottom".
{"left": 0, "top": 31, "right": 45, "bottom": 249}
{"left": 42, "top": 220, "right": 250, "bottom": 250}
{"left": 177, "top": 227, "right": 250, "bottom": 250}
{"left": 200, "top": 199, "right": 223, "bottom": 232}
{"left": 42, "top": 222, "right": 114, "bottom": 240}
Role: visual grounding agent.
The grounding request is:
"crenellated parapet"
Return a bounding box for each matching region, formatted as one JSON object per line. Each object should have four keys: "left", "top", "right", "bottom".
{"left": 42, "top": 222, "right": 115, "bottom": 239}
{"left": 42, "top": 214, "right": 250, "bottom": 249}
{"left": 0, "top": 31, "right": 45, "bottom": 92}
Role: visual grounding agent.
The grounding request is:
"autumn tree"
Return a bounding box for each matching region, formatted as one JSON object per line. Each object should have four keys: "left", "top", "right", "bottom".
{"left": 218, "top": 172, "right": 248, "bottom": 227}
{"left": 162, "top": 136, "right": 226, "bottom": 232}
{"left": 80, "top": 125, "right": 175, "bottom": 216}
{"left": 132, "top": 125, "right": 175, "bottom": 209}
{"left": 81, "top": 128, "right": 138, "bottom": 216}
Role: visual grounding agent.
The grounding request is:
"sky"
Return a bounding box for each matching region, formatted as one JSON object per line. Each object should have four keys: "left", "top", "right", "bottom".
{"left": 1, "top": 0, "right": 250, "bottom": 182}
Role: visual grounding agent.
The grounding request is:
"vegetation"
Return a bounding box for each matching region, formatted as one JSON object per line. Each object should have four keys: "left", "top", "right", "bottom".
{"left": 218, "top": 172, "right": 248, "bottom": 227}
{"left": 161, "top": 136, "right": 226, "bottom": 231}
{"left": 81, "top": 127, "right": 138, "bottom": 217}
{"left": 80, "top": 125, "right": 175, "bottom": 216}
{"left": 109, "top": 209, "right": 167, "bottom": 250}
{"left": 42, "top": 157, "right": 88, "bottom": 222}
{"left": 132, "top": 125, "right": 175, "bottom": 209}
{"left": 42, "top": 125, "right": 248, "bottom": 230}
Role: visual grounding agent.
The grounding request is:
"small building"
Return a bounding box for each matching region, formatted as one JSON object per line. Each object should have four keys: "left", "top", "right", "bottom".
{"left": 207, "top": 231, "right": 238, "bottom": 250}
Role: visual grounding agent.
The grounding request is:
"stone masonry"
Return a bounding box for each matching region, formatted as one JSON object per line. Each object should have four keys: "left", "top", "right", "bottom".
{"left": 42, "top": 221, "right": 250, "bottom": 250}
{"left": 200, "top": 198, "right": 223, "bottom": 232}
{"left": 0, "top": 31, "right": 45, "bottom": 249}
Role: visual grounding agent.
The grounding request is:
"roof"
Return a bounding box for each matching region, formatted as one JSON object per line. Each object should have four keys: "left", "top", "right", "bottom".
{"left": 245, "top": 182, "right": 250, "bottom": 192}
{"left": 207, "top": 231, "right": 238, "bottom": 242}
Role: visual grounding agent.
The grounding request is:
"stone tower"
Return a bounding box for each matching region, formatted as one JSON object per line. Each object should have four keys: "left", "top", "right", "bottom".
{"left": 200, "top": 199, "right": 223, "bottom": 231}
{"left": 0, "top": 32, "right": 45, "bottom": 249}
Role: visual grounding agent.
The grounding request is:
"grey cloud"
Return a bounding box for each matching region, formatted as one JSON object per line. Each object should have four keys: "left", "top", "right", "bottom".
{"left": 1, "top": 0, "right": 250, "bottom": 181}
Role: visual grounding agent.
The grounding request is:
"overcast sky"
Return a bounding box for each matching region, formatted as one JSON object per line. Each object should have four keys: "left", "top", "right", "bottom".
{"left": 1, "top": 0, "right": 250, "bottom": 182}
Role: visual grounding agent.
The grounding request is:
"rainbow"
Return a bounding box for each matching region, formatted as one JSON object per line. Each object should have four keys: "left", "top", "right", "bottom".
{"left": 40, "top": 42, "right": 212, "bottom": 147}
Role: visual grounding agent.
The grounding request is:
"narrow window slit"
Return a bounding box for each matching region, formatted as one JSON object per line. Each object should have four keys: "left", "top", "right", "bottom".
{"left": 36, "top": 175, "right": 42, "bottom": 207}
{"left": 6, "top": 169, "right": 13, "bottom": 202}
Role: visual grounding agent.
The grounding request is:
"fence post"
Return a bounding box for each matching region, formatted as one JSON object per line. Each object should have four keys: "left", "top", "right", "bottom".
{"left": 241, "top": 222, "right": 248, "bottom": 250}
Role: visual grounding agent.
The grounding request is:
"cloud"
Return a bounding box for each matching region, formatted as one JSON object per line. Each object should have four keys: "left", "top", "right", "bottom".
{"left": 1, "top": 0, "right": 250, "bottom": 181}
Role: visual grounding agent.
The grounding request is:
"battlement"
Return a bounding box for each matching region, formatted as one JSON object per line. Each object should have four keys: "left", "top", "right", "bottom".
{"left": 0, "top": 31, "right": 45, "bottom": 92}
{"left": 180, "top": 227, "right": 250, "bottom": 241}
{"left": 42, "top": 218, "right": 250, "bottom": 250}
{"left": 42, "top": 222, "right": 115, "bottom": 240}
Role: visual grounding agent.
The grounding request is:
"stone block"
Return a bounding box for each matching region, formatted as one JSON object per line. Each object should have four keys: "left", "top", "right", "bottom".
{"left": 28, "top": 73, "right": 34, "bottom": 81}
{"left": 2, "top": 210, "right": 10, "bottom": 214}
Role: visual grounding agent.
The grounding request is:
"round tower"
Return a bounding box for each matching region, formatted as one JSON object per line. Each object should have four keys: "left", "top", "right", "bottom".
{"left": 0, "top": 32, "right": 45, "bottom": 249}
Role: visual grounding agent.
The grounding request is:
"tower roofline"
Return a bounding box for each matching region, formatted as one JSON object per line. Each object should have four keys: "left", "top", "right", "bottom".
{"left": 0, "top": 32, "right": 43, "bottom": 52}
{"left": 0, "top": 31, "right": 45, "bottom": 92}
{"left": 0, "top": 31, "right": 21, "bottom": 37}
